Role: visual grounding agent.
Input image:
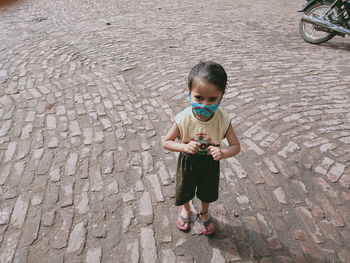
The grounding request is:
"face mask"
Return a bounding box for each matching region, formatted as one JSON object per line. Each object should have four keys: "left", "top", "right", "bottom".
{"left": 189, "top": 95, "right": 220, "bottom": 117}
{"left": 191, "top": 102, "right": 219, "bottom": 117}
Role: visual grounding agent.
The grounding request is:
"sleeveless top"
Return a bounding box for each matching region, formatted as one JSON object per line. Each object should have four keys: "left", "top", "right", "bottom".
{"left": 174, "top": 106, "right": 231, "bottom": 155}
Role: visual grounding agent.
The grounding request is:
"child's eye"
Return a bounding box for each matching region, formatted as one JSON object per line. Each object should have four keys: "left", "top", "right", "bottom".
{"left": 209, "top": 97, "right": 218, "bottom": 102}
{"left": 194, "top": 96, "right": 203, "bottom": 100}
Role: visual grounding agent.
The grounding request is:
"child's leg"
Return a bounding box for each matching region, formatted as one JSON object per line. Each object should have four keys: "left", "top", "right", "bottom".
{"left": 183, "top": 201, "right": 191, "bottom": 213}
{"left": 178, "top": 201, "right": 191, "bottom": 227}
{"left": 175, "top": 153, "right": 196, "bottom": 231}
{"left": 200, "top": 201, "right": 214, "bottom": 233}
{"left": 201, "top": 201, "right": 209, "bottom": 219}
{"left": 176, "top": 201, "right": 191, "bottom": 231}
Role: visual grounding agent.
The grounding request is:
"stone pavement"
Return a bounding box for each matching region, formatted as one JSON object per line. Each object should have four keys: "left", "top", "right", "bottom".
{"left": 0, "top": 0, "right": 350, "bottom": 262}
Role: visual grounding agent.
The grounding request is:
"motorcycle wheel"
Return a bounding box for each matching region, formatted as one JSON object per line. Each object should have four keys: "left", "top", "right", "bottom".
{"left": 299, "top": 2, "right": 337, "bottom": 44}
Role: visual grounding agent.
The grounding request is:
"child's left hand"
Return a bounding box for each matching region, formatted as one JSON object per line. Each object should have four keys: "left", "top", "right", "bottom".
{"left": 208, "top": 146, "right": 224, "bottom": 160}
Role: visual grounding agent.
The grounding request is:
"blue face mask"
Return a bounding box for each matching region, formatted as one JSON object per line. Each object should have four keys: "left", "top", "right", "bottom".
{"left": 189, "top": 95, "right": 220, "bottom": 117}
{"left": 191, "top": 102, "right": 219, "bottom": 117}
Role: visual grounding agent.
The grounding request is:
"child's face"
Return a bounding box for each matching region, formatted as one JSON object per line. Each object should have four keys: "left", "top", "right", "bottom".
{"left": 189, "top": 79, "right": 223, "bottom": 106}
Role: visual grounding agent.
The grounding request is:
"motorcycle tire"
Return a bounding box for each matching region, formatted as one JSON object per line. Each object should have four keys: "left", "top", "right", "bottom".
{"left": 299, "top": 1, "right": 337, "bottom": 44}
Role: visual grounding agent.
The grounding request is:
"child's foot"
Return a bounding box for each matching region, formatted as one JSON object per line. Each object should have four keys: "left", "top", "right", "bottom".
{"left": 176, "top": 206, "right": 191, "bottom": 231}
{"left": 197, "top": 210, "right": 215, "bottom": 235}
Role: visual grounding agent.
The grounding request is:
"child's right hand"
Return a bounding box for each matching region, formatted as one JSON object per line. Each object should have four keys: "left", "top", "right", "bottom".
{"left": 183, "top": 141, "right": 200, "bottom": 154}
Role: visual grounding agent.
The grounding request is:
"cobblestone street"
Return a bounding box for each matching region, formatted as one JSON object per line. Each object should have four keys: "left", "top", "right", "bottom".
{"left": 1, "top": 0, "right": 350, "bottom": 262}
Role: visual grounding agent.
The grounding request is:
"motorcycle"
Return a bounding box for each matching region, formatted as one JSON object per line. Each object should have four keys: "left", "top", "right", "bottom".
{"left": 298, "top": 0, "right": 350, "bottom": 44}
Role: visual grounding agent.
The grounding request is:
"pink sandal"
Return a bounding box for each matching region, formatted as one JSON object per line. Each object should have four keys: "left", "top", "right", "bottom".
{"left": 176, "top": 206, "right": 191, "bottom": 231}
{"left": 197, "top": 210, "right": 215, "bottom": 236}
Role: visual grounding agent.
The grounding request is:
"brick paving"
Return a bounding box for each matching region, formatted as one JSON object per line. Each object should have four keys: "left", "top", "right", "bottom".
{"left": 0, "top": 0, "right": 350, "bottom": 262}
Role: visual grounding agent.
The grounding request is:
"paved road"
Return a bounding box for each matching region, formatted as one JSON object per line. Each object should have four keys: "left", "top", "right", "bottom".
{"left": 0, "top": 0, "right": 350, "bottom": 262}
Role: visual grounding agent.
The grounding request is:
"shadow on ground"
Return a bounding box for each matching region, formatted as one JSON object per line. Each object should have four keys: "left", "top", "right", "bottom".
{"left": 180, "top": 218, "right": 324, "bottom": 263}
{"left": 323, "top": 40, "right": 350, "bottom": 51}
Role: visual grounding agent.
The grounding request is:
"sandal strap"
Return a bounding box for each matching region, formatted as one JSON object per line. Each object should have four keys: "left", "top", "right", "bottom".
{"left": 199, "top": 217, "right": 212, "bottom": 227}
{"left": 196, "top": 210, "right": 212, "bottom": 227}
{"left": 179, "top": 214, "right": 190, "bottom": 223}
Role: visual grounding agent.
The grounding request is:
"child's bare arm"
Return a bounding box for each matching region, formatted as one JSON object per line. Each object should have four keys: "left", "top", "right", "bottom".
{"left": 162, "top": 123, "right": 200, "bottom": 154}
{"left": 208, "top": 123, "right": 240, "bottom": 160}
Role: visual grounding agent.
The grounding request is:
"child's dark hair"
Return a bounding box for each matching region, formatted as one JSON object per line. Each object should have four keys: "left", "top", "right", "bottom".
{"left": 188, "top": 61, "right": 227, "bottom": 93}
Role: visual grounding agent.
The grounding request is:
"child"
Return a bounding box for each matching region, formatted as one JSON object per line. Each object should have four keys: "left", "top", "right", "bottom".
{"left": 162, "top": 61, "right": 240, "bottom": 235}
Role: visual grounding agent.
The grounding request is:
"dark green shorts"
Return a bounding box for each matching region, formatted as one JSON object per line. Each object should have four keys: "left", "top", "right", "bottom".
{"left": 175, "top": 152, "right": 220, "bottom": 206}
